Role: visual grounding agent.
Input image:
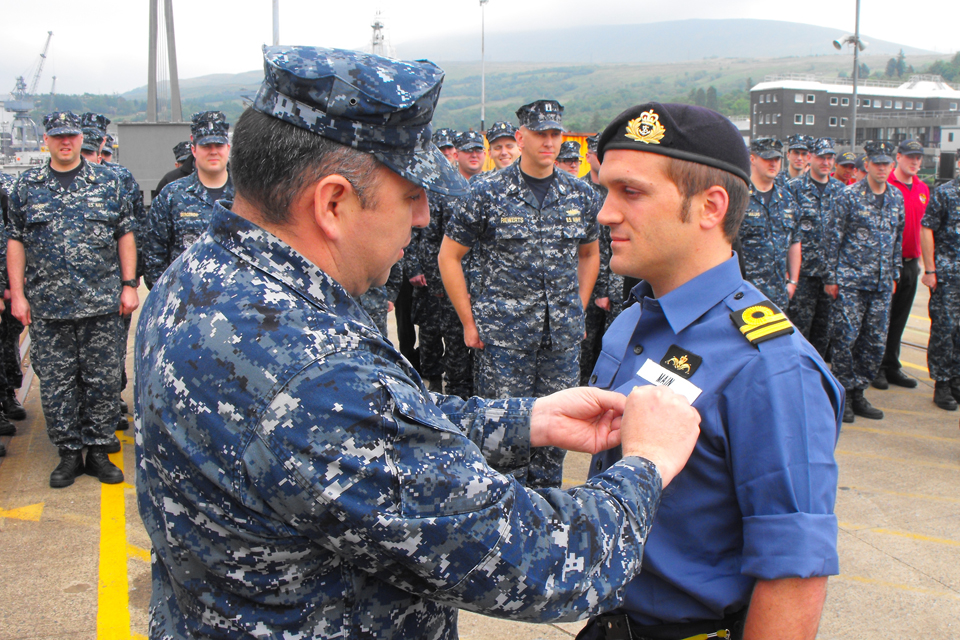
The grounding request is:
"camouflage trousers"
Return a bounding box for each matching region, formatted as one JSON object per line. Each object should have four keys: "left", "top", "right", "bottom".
{"left": 0, "top": 307, "right": 24, "bottom": 392}
{"left": 787, "top": 275, "right": 832, "bottom": 358}
{"left": 475, "top": 340, "right": 579, "bottom": 490}
{"left": 830, "top": 288, "right": 891, "bottom": 390}
{"left": 412, "top": 292, "right": 444, "bottom": 379}
{"left": 437, "top": 297, "right": 473, "bottom": 399}
{"left": 30, "top": 314, "right": 123, "bottom": 451}
{"left": 580, "top": 303, "right": 607, "bottom": 386}
{"left": 927, "top": 278, "right": 960, "bottom": 382}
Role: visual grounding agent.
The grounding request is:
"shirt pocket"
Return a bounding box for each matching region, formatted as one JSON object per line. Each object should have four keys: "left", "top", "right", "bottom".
{"left": 590, "top": 350, "right": 623, "bottom": 390}
{"left": 380, "top": 374, "right": 502, "bottom": 519}
{"left": 84, "top": 206, "right": 120, "bottom": 247}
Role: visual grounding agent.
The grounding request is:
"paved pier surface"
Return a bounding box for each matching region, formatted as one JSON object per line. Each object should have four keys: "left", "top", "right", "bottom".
{"left": 0, "top": 286, "right": 957, "bottom": 639}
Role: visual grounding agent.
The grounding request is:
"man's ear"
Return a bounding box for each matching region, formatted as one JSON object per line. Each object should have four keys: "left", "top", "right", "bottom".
{"left": 697, "top": 185, "right": 730, "bottom": 232}
{"left": 312, "top": 175, "right": 357, "bottom": 241}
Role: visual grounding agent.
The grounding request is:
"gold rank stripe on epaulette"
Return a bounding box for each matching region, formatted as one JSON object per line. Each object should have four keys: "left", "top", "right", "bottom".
{"left": 730, "top": 301, "right": 795, "bottom": 346}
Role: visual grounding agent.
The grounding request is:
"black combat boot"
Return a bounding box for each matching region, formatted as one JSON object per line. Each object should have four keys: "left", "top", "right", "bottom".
{"left": 119, "top": 399, "right": 129, "bottom": 415}
{"left": 50, "top": 449, "right": 85, "bottom": 488}
{"left": 949, "top": 377, "right": 960, "bottom": 404}
{"left": 886, "top": 368, "right": 917, "bottom": 388}
{"left": 0, "top": 414, "right": 15, "bottom": 437}
{"left": 116, "top": 415, "right": 130, "bottom": 431}
{"left": 2, "top": 391, "right": 26, "bottom": 420}
{"left": 84, "top": 447, "right": 124, "bottom": 484}
{"left": 0, "top": 442, "right": 6, "bottom": 457}
{"left": 870, "top": 370, "right": 889, "bottom": 390}
{"left": 842, "top": 392, "right": 855, "bottom": 424}
{"left": 103, "top": 435, "right": 122, "bottom": 454}
{"left": 933, "top": 381, "right": 958, "bottom": 411}
{"left": 850, "top": 389, "right": 883, "bottom": 419}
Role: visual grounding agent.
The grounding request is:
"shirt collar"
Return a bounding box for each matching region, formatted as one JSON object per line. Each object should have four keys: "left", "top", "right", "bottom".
{"left": 630, "top": 253, "right": 743, "bottom": 334}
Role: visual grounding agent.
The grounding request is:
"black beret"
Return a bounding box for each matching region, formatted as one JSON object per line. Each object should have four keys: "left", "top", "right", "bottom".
{"left": 598, "top": 102, "right": 750, "bottom": 185}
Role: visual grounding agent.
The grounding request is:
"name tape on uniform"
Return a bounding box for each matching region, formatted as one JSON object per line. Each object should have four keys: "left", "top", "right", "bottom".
{"left": 637, "top": 359, "right": 702, "bottom": 403}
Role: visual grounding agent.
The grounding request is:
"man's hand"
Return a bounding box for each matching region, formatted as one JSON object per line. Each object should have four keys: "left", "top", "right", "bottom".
{"left": 619, "top": 386, "right": 700, "bottom": 488}
{"left": 596, "top": 297, "right": 611, "bottom": 311}
{"left": 11, "top": 294, "right": 30, "bottom": 326}
{"left": 120, "top": 286, "right": 139, "bottom": 316}
{"left": 409, "top": 274, "right": 426, "bottom": 287}
{"left": 787, "top": 282, "right": 797, "bottom": 299}
{"left": 824, "top": 284, "right": 838, "bottom": 300}
{"left": 387, "top": 301, "right": 395, "bottom": 313}
{"left": 922, "top": 272, "right": 937, "bottom": 291}
{"left": 463, "top": 323, "right": 484, "bottom": 349}
{"left": 530, "top": 387, "right": 627, "bottom": 454}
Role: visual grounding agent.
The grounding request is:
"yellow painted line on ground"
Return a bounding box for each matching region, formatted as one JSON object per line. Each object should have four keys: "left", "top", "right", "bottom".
{"left": 833, "top": 574, "right": 960, "bottom": 600}
{"left": 836, "top": 450, "right": 960, "bottom": 472}
{"left": 0, "top": 502, "right": 44, "bottom": 521}
{"left": 841, "top": 484, "right": 960, "bottom": 505}
{"left": 843, "top": 425, "right": 959, "bottom": 443}
{"left": 97, "top": 446, "right": 131, "bottom": 640}
{"left": 901, "top": 361, "right": 930, "bottom": 374}
{"left": 127, "top": 543, "right": 151, "bottom": 564}
{"left": 909, "top": 314, "right": 931, "bottom": 323}
{"left": 841, "top": 522, "right": 960, "bottom": 547}
{"left": 133, "top": 635, "right": 147, "bottom": 640}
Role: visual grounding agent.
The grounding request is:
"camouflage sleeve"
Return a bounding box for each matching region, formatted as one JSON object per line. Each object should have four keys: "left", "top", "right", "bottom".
{"left": 245, "top": 351, "right": 662, "bottom": 623}
{"left": 443, "top": 189, "right": 483, "bottom": 249}
{"left": 6, "top": 178, "right": 26, "bottom": 243}
{"left": 143, "top": 191, "right": 174, "bottom": 288}
{"left": 385, "top": 262, "right": 402, "bottom": 302}
{"left": 115, "top": 179, "right": 137, "bottom": 239}
{"left": 581, "top": 184, "right": 601, "bottom": 245}
{"left": 893, "top": 191, "right": 904, "bottom": 283}
{"left": 824, "top": 191, "right": 850, "bottom": 285}
{"left": 594, "top": 225, "right": 613, "bottom": 299}
{"left": 921, "top": 186, "right": 944, "bottom": 231}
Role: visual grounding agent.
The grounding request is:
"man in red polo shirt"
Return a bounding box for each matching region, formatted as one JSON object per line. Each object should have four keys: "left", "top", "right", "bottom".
{"left": 873, "top": 139, "right": 928, "bottom": 390}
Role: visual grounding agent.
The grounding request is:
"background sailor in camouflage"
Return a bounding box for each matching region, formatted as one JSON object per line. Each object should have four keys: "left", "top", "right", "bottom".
{"left": 825, "top": 141, "right": 904, "bottom": 422}
{"left": 433, "top": 127, "right": 458, "bottom": 164}
{"left": 7, "top": 110, "right": 137, "bottom": 488}
{"left": 439, "top": 99, "right": 601, "bottom": 488}
{"left": 776, "top": 133, "right": 813, "bottom": 189}
{"left": 143, "top": 111, "right": 233, "bottom": 288}
{"left": 787, "top": 137, "right": 845, "bottom": 357}
{"left": 0, "top": 173, "right": 24, "bottom": 429}
{"left": 920, "top": 158, "right": 960, "bottom": 410}
{"left": 135, "top": 44, "right": 700, "bottom": 640}
{"left": 487, "top": 120, "right": 520, "bottom": 170}
{"left": 741, "top": 137, "right": 800, "bottom": 311}
{"left": 556, "top": 140, "right": 583, "bottom": 176}
{"left": 358, "top": 263, "right": 402, "bottom": 337}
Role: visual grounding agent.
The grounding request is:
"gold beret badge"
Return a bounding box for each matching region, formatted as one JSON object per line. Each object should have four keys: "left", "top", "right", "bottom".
{"left": 625, "top": 110, "right": 666, "bottom": 145}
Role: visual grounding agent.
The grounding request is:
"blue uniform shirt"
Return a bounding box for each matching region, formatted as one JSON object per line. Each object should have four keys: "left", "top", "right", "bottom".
{"left": 588, "top": 255, "right": 842, "bottom": 625}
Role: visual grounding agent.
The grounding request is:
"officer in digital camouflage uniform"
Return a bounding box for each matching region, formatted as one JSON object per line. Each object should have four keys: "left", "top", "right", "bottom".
{"left": 154, "top": 140, "right": 194, "bottom": 194}
{"left": 439, "top": 99, "right": 601, "bottom": 489}
{"left": 143, "top": 111, "right": 234, "bottom": 288}
{"left": 825, "top": 141, "right": 904, "bottom": 423}
{"left": 776, "top": 133, "right": 813, "bottom": 189}
{"left": 487, "top": 120, "right": 520, "bottom": 170}
{"left": 556, "top": 140, "right": 583, "bottom": 176}
{"left": 580, "top": 101, "right": 842, "bottom": 640}
{"left": 920, "top": 154, "right": 960, "bottom": 411}
{"left": 135, "top": 44, "right": 701, "bottom": 640}
{"left": 740, "top": 137, "right": 800, "bottom": 311}
{"left": 786, "top": 137, "right": 845, "bottom": 357}
{"left": 580, "top": 133, "right": 624, "bottom": 386}
{"left": 0, "top": 172, "right": 21, "bottom": 450}
{"left": 433, "top": 126, "right": 458, "bottom": 164}
{"left": 7, "top": 111, "right": 138, "bottom": 487}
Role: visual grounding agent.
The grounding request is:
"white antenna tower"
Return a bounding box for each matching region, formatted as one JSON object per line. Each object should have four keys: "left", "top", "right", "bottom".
{"left": 371, "top": 11, "right": 385, "bottom": 57}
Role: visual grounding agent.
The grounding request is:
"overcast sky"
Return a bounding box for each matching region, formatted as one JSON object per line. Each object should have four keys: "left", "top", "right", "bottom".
{"left": 1, "top": 0, "right": 956, "bottom": 96}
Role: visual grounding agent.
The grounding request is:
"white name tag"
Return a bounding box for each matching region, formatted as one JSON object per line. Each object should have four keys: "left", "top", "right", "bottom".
{"left": 637, "top": 359, "right": 703, "bottom": 404}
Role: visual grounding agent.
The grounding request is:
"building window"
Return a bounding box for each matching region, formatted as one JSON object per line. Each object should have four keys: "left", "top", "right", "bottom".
{"left": 895, "top": 101, "right": 903, "bottom": 109}
{"left": 806, "top": 114, "right": 815, "bottom": 125}
{"left": 806, "top": 94, "right": 816, "bottom": 103}
{"left": 862, "top": 98, "right": 870, "bottom": 107}
{"left": 916, "top": 102, "right": 923, "bottom": 110}
{"left": 830, "top": 96, "right": 839, "bottom": 106}
{"left": 795, "top": 93, "right": 804, "bottom": 103}
{"left": 842, "top": 97, "right": 850, "bottom": 106}
{"left": 773, "top": 95, "right": 778, "bottom": 102}
{"left": 759, "top": 95, "right": 764, "bottom": 104}
{"left": 829, "top": 117, "right": 838, "bottom": 127}
{"left": 841, "top": 117, "right": 848, "bottom": 127}
{"left": 905, "top": 101, "right": 913, "bottom": 109}
{"left": 874, "top": 101, "right": 881, "bottom": 108}
{"left": 884, "top": 100, "right": 893, "bottom": 108}
{"left": 950, "top": 103, "right": 959, "bottom": 111}
{"left": 795, "top": 114, "right": 803, "bottom": 124}
{"left": 949, "top": 132, "right": 955, "bottom": 142}
{"left": 765, "top": 114, "right": 771, "bottom": 124}
{"left": 773, "top": 114, "right": 778, "bottom": 124}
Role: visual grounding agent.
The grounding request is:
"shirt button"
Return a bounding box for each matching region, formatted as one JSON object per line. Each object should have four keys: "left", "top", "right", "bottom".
{"left": 734, "top": 292, "right": 744, "bottom": 300}
{"left": 633, "top": 344, "right": 644, "bottom": 355}
{"left": 595, "top": 460, "right": 602, "bottom": 471}
{"left": 590, "top": 374, "right": 598, "bottom": 384}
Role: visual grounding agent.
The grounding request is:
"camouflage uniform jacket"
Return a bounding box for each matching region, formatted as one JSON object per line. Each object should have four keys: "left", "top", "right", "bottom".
{"left": 422, "top": 193, "right": 468, "bottom": 297}
{"left": 0, "top": 172, "right": 15, "bottom": 289}
{"left": 922, "top": 177, "right": 960, "bottom": 280}
{"left": 135, "top": 205, "right": 663, "bottom": 640}
{"left": 589, "top": 181, "right": 624, "bottom": 309}
{"left": 739, "top": 182, "right": 797, "bottom": 309}
{"left": 444, "top": 162, "right": 601, "bottom": 350}
{"left": 143, "top": 171, "right": 235, "bottom": 286}
{"left": 103, "top": 160, "right": 146, "bottom": 276}
{"left": 7, "top": 159, "right": 135, "bottom": 320}
{"left": 826, "top": 179, "right": 905, "bottom": 292}
{"left": 788, "top": 174, "right": 846, "bottom": 279}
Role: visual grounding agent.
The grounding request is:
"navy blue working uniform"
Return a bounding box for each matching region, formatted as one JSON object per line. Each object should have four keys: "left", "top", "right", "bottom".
{"left": 589, "top": 255, "right": 842, "bottom": 627}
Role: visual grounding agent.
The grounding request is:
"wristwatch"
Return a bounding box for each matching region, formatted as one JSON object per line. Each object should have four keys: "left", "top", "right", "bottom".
{"left": 121, "top": 279, "right": 139, "bottom": 289}
{"left": 925, "top": 270, "right": 937, "bottom": 275}
{"left": 786, "top": 278, "right": 798, "bottom": 285}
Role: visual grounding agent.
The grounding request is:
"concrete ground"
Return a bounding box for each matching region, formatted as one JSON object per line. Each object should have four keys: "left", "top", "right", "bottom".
{"left": 0, "top": 285, "right": 957, "bottom": 639}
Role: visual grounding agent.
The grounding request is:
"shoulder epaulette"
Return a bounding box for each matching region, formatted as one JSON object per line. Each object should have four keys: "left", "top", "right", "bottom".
{"left": 730, "top": 300, "right": 795, "bottom": 346}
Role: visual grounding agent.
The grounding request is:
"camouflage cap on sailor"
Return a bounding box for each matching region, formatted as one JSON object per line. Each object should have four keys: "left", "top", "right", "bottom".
{"left": 191, "top": 111, "right": 230, "bottom": 146}
{"left": 786, "top": 134, "right": 815, "bottom": 151}
{"left": 898, "top": 139, "right": 924, "bottom": 156}
{"left": 750, "top": 137, "right": 784, "bottom": 160}
{"left": 81, "top": 127, "right": 105, "bottom": 153}
{"left": 854, "top": 154, "right": 867, "bottom": 171}
{"left": 810, "top": 137, "right": 836, "bottom": 157}
{"left": 557, "top": 140, "right": 582, "bottom": 161}
{"left": 173, "top": 140, "right": 193, "bottom": 162}
{"left": 863, "top": 140, "right": 895, "bottom": 163}
{"left": 586, "top": 134, "right": 600, "bottom": 154}
{"left": 81, "top": 112, "right": 111, "bottom": 134}
{"left": 455, "top": 130, "right": 485, "bottom": 151}
{"left": 837, "top": 151, "right": 858, "bottom": 166}
{"left": 252, "top": 45, "right": 468, "bottom": 197}
{"left": 101, "top": 134, "right": 115, "bottom": 156}
{"left": 516, "top": 100, "right": 565, "bottom": 132}
{"left": 433, "top": 127, "right": 457, "bottom": 149}
{"left": 43, "top": 111, "right": 83, "bottom": 136}
{"left": 599, "top": 102, "right": 751, "bottom": 185}
{"left": 486, "top": 121, "right": 517, "bottom": 143}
